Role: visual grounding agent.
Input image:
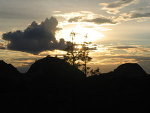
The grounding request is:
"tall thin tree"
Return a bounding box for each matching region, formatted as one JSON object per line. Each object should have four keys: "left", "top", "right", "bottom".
{"left": 64, "top": 32, "right": 92, "bottom": 76}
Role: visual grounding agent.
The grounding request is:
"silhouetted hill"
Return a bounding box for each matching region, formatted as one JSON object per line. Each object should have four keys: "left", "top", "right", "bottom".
{"left": 27, "top": 56, "right": 85, "bottom": 80}
{"left": 78, "top": 63, "right": 149, "bottom": 112}
{"left": 113, "top": 63, "right": 147, "bottom": 77}
{"left": 0, "top": 60, "right": 21, "bottom": 92}
{"left": 0, "top": 57, "right": 150, "bottom": 113}
{"left": 0, "top": 61, "right": 26, "bottom": 113}
{"left": 0, "top": 60, "right": 20, "bottom": 77}
{"left": 24, "top": 56, "right": 85, "bottom": 112}
{"left": 26, "top": 56, "right": 85, "bottom": 90}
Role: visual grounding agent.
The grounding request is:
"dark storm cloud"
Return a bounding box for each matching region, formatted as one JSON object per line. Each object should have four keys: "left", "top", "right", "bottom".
{"left": 84, "top": 17, "right": 117, "bottom": 25}
{"left": 2, "top": 17, "right": 66, "bottom": 54}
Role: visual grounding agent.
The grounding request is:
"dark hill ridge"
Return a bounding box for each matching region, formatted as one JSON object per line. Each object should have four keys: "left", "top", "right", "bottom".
{"left": 0, "top": 57, "right": 150, "bottom": 113}
{"left": 113, "top": 63, "right": 147, "bottom": 77}
{"left": 0, "top": 57, "right": 147, "bottom": 78}
{"left": 0, "top": 61, "right": 21, "bottom": 94}
{"left": 0, "top": 60, "right": 20, "bottom": 77}
{"left": 26, "top": 56, "right": 85, "bottom": 93}
{"left": 27, "top": 56, "right": 85, "bottom": 80}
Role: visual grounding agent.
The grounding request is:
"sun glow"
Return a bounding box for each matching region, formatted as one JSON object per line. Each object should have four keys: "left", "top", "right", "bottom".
{"left": 56, "top": 24, "right": 105, "bottom": 43}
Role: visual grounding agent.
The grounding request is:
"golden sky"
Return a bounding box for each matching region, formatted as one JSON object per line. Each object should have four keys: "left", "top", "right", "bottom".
{"left": 0, "top": 0, "right": 150, "bottom": 73}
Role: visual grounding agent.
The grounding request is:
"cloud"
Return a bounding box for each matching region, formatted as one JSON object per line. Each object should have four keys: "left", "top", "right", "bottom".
{"left": 100, "top": 0, "right": 137, "bottom": 14}
{"left": 130, "top": 12, "right": 150, "bottom": 18}
{"left": 2, "top": 17, "right": 67, "bottom": 54}
{"left": 112, "top": 46, "right": 137, "bottom": 49}
{"left": 83, "top": 17, "right": 117, "bottom": 25}
{"left": 109, "top": 45, "right": 150, "bottom": 55}
{"left": 53, "top": 11, "right": 62, "bottom": 13}
{"left": 68, "top": 16, "right": 83, "bottom": 22}
{"left": 54, "top": 11, "right": 97, "bottom": 21}
{"left": 55, "top": 11, "right": 117, "bottom": 25}
{"left": 0, "top": 43, "right": 5, "bottom": 49}
{"left": 67, "top": 16, "right": 117, "bottom": 25}
{"left": 117, "top": 11, "right": 150, "bottom": 21}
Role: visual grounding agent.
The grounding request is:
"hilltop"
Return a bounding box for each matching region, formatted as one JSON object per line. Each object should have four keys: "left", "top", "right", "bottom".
{"left": 0, "top": 56, "right": 149, "bottom": 113}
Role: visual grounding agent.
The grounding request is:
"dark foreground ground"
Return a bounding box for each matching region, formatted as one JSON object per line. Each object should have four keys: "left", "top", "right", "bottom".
{"left": 0, "top": 56, "right": 150, "bottom": 113}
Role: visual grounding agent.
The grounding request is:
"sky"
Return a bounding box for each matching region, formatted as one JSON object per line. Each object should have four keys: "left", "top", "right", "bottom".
{"left": 0, "top": 0, "right": 150, "bottom": 73}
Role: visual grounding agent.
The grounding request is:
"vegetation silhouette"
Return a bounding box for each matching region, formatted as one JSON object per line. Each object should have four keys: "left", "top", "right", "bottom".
{"left": 64, "top": 32, "right": 96, "bottom": 76}
{"left": 0, "top": 56, "right": 150, "bottom": 113}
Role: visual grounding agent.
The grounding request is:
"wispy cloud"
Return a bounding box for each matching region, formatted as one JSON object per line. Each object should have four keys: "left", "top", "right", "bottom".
{"left": 83, "top": 17, "right": 117, "bottom": 25}
{"left": 68, "top": 16, "right": 84, "bottom": 22}
{"left": 117, "top": 11, "right": 150, "bottom": 22}
{"left": 0, "top": 43, "right": 5, "bottom": 49}
{"left": 53, "top": 11, "right": 62, "bottom": 13}
{"left": 100, "top": 0, "right": 137, "bottom": 14}
{"left": 55, "top": 11, "right": 117, "bottom": 25}
{"left": 111, "top": 45, "right": 137, "bottom": 49}
{"left": 54, "top": 11, "right": 97, "bottom": 21}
